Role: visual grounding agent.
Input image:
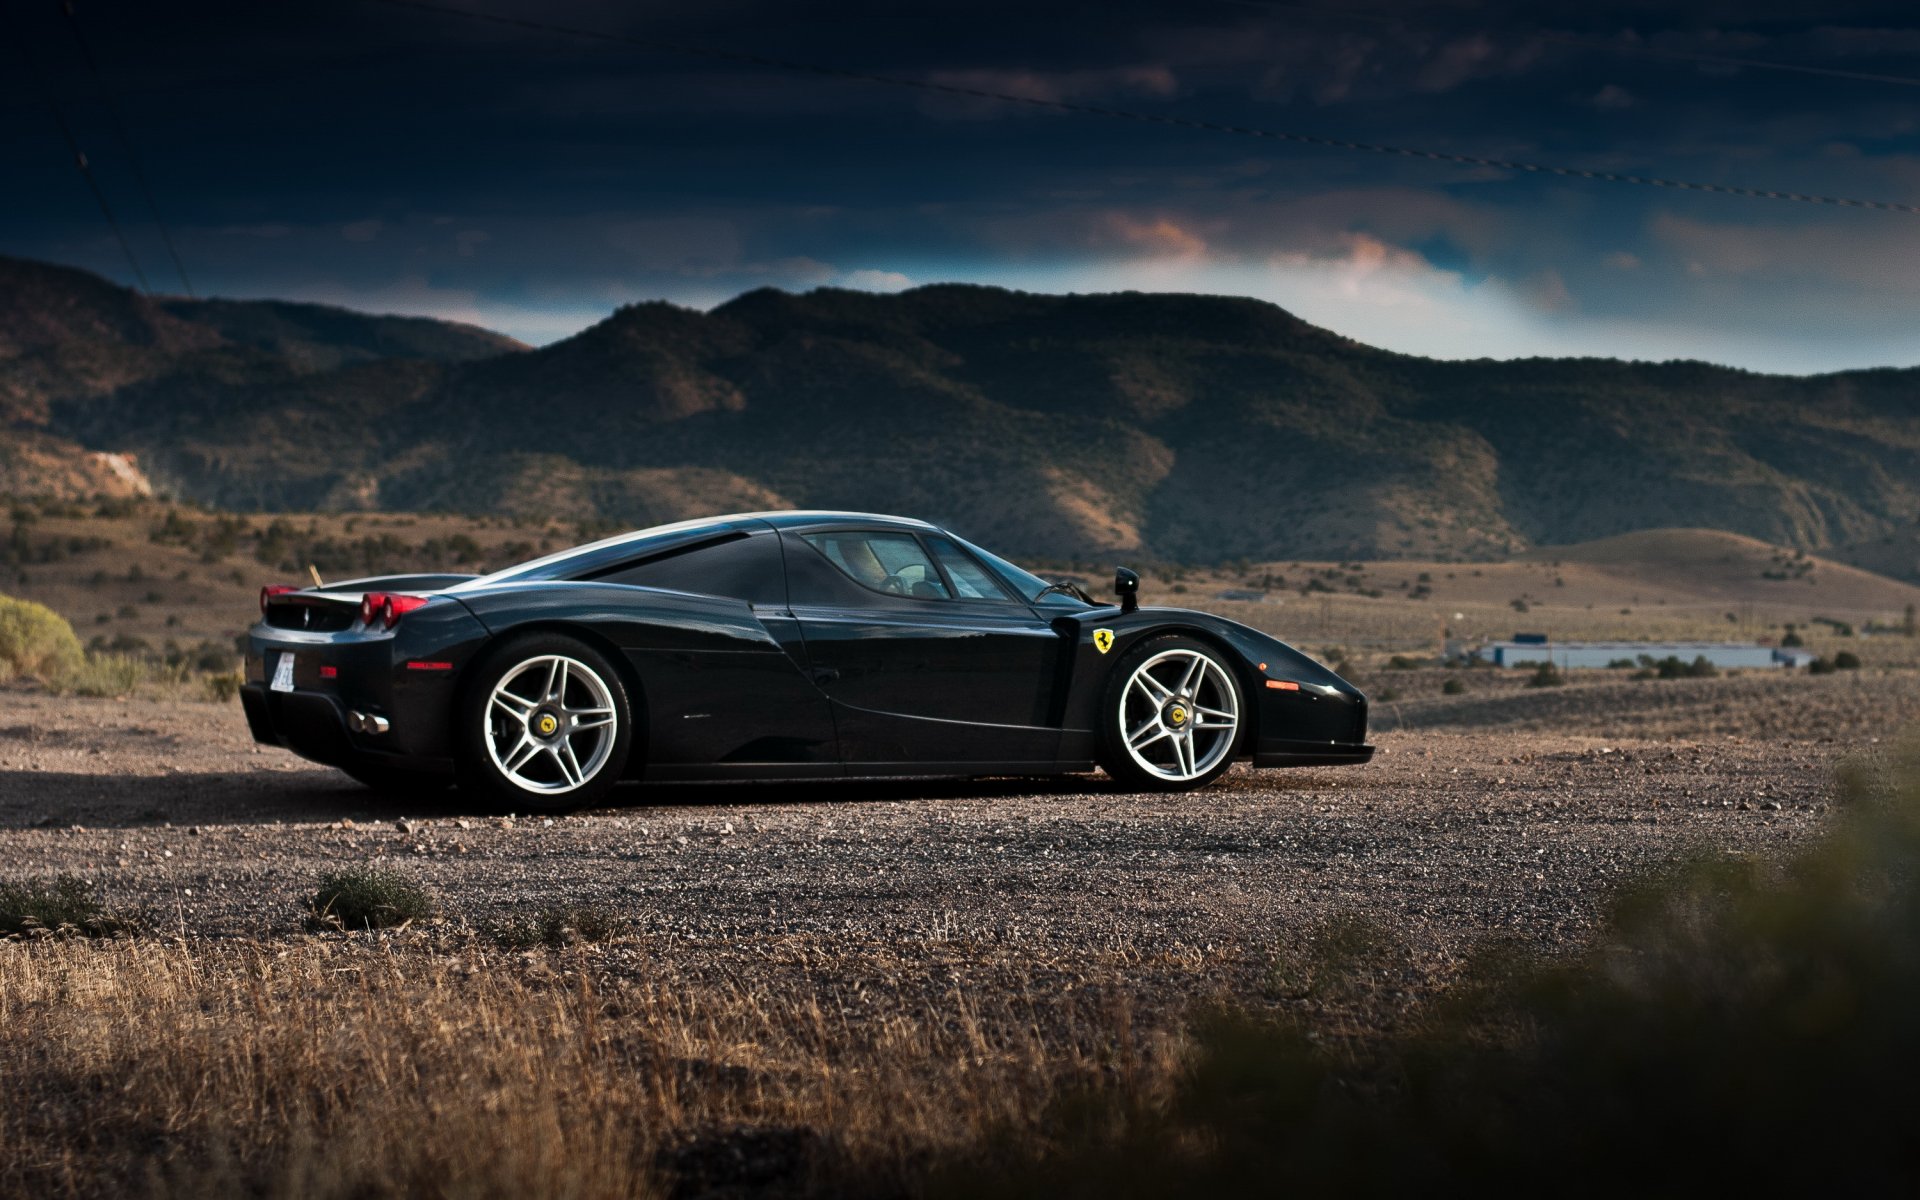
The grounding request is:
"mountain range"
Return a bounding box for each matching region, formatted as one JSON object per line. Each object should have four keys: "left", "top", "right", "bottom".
{"left": 3, "top": 252, "right": 1917, "bottom": 570}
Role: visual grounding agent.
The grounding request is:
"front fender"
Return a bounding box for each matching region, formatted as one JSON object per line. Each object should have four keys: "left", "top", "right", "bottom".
{"left": 1050, "top": 606, "right": 1368, "bottom": 762}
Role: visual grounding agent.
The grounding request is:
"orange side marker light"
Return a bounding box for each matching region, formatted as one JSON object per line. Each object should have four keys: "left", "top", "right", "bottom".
{"left": 1266, "top": 679, "right": 1300, "bottom": 691}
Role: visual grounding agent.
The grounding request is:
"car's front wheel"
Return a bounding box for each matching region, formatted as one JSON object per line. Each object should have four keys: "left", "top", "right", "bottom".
{"left": 1098, "top": 635, "right": 1243, "bottom": 791}
{"left": 455, "top": 633, "right": 634, "bottom": 811}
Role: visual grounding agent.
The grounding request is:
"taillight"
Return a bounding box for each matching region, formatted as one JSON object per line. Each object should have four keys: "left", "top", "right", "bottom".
{"left": 261, "top": 584, "right": 298, "bottom": 614}
{"left": 359, "top": 592, "right": 430, "bottom": 629}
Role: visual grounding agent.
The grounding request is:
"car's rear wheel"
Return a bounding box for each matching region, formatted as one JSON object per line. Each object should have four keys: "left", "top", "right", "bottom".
{"left": 455, "top": 633, "right": 634, "bottom": 811}
{"left": 1098, "top": 635, "right": 1242, "bottom": 792}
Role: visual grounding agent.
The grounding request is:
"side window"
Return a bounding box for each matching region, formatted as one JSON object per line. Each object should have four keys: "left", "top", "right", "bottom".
{"left": 803, "top": 532, "right": 951, "bottom": 600}
{"left": 596, "top": 531, "right": 785, "bottom": 607}
{"left": 924, "top": 536, "right": 1011, "bottom": 601}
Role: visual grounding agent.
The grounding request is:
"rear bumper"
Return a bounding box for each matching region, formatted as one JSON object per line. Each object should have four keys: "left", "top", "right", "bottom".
{"left": 1253, "top": 738, "right": 1375, "bottom": 768}
{"left": 241, "top": 683, "right": 451, "bottom": 775}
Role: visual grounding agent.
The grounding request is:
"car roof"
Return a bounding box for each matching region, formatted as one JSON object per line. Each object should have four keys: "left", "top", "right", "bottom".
{"left": 745, "top": 510, "right": 938, "bottom": 533}
{"left": 458, "top": 510, "right": 943, "bottom": 587}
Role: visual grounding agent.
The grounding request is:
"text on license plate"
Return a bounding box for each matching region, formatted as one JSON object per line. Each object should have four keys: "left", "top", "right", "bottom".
{"left": 271, "top": 652, "right": 296, "bottom": 693}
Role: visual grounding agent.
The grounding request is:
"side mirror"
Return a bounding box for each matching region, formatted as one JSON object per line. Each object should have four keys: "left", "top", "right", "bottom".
{"left": 1114, "top": 567, "right": 1140, "bottom": 614}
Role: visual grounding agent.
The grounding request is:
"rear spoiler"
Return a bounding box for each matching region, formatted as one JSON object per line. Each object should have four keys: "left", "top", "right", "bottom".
{"left": 320, "top": 573, "right": 480, "bottom": 594}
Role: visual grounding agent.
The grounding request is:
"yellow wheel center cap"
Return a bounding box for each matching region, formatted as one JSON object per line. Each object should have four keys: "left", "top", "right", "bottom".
{"left": 537, "top": 714, "right": 559, "bottom": 736}
{"left": 1169, "top": 705, "right": 1188, "bottom": 726}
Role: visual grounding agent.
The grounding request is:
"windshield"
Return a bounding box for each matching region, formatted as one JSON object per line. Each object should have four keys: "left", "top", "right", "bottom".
{"left": 954, "top": 536, "right": 1093, "bottom": 608}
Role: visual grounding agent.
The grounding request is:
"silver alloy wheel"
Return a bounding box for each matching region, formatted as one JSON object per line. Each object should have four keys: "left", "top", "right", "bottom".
{"left": 484, "top": 654, "right": 618, "bottom": 795}
{"left": 1118, "top": 646, "right": 1239, "bottom": 783}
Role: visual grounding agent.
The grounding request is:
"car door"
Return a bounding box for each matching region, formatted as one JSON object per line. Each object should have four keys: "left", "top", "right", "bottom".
{"left": 590, "top": 526, "right": 839, "bottom": 775}
{"left": 780, "top": 526, "right": 1064, "bottom": 768}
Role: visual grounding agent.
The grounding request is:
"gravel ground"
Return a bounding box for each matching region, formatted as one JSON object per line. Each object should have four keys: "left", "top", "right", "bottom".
{"left": 4, "top": 672, "right": 1908, "bottom": 1021}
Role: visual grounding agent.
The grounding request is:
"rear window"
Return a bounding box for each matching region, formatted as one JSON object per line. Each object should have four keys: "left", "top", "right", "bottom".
{"left": 465, "top": 517, "right": 742, "bottom": 586}
{"left": 592, "top": 531, "right": 785, "bottom": 607}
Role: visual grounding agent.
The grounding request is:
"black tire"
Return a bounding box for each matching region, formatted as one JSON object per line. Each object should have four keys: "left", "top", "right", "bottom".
{"left": 342, "top": 763, "right": 453, "bottom": 796}
{"left": 454, "top": 632, "right": 636, "bottom": 812}
{"left": 1097, "top": 634, "right": 1244, "bottom": 792}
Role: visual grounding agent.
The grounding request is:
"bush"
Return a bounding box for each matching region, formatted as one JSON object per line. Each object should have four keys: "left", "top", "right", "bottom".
{"left": 305, "top": 869, "right": 434, "bottom": 931}
{"left": 0, "top": 593, "right": 83, "bottom": 681}
{"left": 202, "top": 669, "right": 244, "bottom": 702}
{"left": 50, "top": 653, "right": 147, "bottom": 698}
{"left": 950, "top": 751, "right": 1920, "bottom": 1194}
{"left": 1835, "top": 651, "right": 1862, "bottom": 671}
{"left": 0, "top": 876, "right": 129, "bottom": 938}
{"left": 1524, "top": 661, "right": 1563, "bottom": 688}
{"left": 1441, "top": 677, "right": 1466, "bottom": 695}
{"left": 489, "top": 903, "right": 624, "bottom": 949}
{"left": 1651, "top": 655, "right": 1718, "bottom": 680}
{"left": 1810, "top": 657, "right": 1837, "bottom": 675}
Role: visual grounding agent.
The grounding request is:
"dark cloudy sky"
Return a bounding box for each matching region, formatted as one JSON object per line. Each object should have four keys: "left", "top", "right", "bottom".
{"left": 5, "top": 0, "right": 1919, "bottom": 371}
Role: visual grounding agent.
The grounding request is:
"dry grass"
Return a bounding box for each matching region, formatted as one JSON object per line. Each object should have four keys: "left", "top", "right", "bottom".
{"left": 0, "top": 936, "right": 1175, "bottom": 1199}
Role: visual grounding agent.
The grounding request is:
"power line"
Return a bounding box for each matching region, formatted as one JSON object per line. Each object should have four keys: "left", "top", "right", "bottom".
{"left": 7, "top": 6, "right": 151, "bottom": 291}
{"left": 353, "top": 0, "right": 1920, "bottom": 215}
{"left": 1203, "top": 0, "right": 1920, "bottom": 91}
{"left": 60, "top": 0, "right": 196, "bottom": 296}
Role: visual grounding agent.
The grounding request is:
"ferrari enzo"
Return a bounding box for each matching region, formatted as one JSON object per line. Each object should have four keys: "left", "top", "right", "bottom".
{"left": 242, "top": 511, "right": 1372, "bottom": 809}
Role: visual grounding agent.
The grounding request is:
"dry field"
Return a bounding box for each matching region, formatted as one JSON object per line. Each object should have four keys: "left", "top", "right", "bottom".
{"left": 4, "top": 500, "right": 1919, "bottom": 1195}
{"left": 3, "top": 663, "right": 1915, "bottom": 1196}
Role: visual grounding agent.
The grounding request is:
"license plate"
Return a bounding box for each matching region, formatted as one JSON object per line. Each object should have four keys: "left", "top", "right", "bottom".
{"left": 271, "top": 652, "right": 296, "bottom": 693}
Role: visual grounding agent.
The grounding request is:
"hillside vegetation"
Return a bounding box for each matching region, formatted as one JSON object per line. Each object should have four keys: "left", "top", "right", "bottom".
{"left": 5, "top": 254, "right": 1920, "bottom": 565}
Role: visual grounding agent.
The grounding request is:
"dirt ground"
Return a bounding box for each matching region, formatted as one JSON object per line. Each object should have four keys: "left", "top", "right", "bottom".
{"left": 5, "top": 670, "right": 1909, "bottom": 1022}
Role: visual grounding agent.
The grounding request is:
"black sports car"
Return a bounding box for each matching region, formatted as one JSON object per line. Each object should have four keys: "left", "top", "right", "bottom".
{"left": 242, "top": 511, "right": 1371, "bottom": 808}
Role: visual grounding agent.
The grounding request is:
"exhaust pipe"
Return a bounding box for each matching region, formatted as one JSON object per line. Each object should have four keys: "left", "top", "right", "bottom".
{"left": 347, "top": 711, "right": 391, "bottom": 735}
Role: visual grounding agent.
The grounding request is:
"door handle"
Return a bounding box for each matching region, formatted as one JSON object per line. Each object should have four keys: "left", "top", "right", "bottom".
{"left": 810, "top": 667, "right": 841, "bottom": 685}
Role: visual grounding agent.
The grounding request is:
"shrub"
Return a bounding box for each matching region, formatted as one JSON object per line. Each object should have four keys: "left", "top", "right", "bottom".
{"left": 1809, "top": 657, "right": 1837, "bottom": 675}
{"left": 305, "top": 869, "right": 434, "bottom": 931}
{"left": 1441, "top": 677, "right": 1466, "bottom": 695}
{"left": 489, "top": 903, "right": 624, "bottom": 949}
{"left": 0, "top": 594, "right": 83, "bottom": 681}
{"left": 1524, "top": 661, "right": 1563, "bottom": 688}
{"left": 950, "top": 751, "right": 1920, "bottom": 1194}
{"left": 0, "top": 876, "right": 129, "bottom": 937}
{"left": 51, "top": 653, "right": 147, "bottom": 697}
{"left": 202, "top": 669, "right": 244, "bottom": 702}
{"left": 1835, "top": 651, "right": 1862, "bottom": 671}
{"left": 1650, "top": 655, "right": 1718, "bottom": 680}
{"left": 1266, "top": 914, "right": 1393, "bottom": 1001}
{"left": 1385, "top": 655, "right": 1422, "bottom": 670}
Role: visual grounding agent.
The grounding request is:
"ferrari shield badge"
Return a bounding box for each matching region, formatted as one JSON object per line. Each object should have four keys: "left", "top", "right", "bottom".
{"left": 1093, "top": 628, "right": 1115, "bottom": 655}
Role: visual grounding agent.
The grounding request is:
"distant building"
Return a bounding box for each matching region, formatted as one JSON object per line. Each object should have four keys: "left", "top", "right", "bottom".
{"left": 1472, "top": 641, "right": 1788, "bottom": 670}
{"left": 1214, "top": 589, "right": 1272, "bottom": 603}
